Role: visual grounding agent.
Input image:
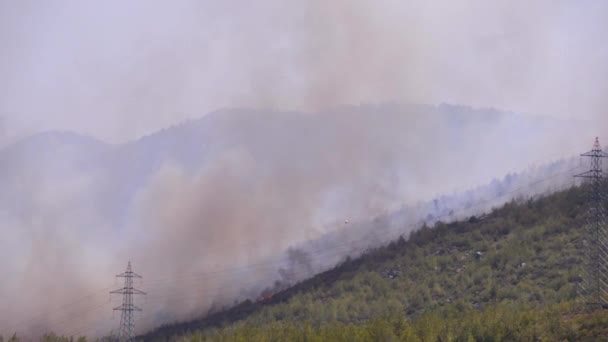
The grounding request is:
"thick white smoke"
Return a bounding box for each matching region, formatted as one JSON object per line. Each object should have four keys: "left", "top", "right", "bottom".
{"left": 0, "top": 0, "right": 607, "bottom": 339}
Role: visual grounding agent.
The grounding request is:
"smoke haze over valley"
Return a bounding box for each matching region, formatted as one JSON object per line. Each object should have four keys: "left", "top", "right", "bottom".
{"left": 1, "top": 0, "right": 608, "bottom": 339}
{"left": 0, "top": 105, "right": 598, "bottom": 337}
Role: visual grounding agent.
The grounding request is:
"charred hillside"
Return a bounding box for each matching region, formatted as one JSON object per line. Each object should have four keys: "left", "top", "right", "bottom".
{"left": 139, "top": 185, "right": 596, "bottom": 341}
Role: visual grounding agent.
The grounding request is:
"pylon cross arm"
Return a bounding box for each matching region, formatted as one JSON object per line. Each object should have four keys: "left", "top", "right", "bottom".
{"left": 574, "top": 171, "right": 605, "bottom": 179}
{"left": 581, "top": 151, "right": 608, "bottom": 158}
{"left": 110, "top": 288, "right": 129, "bottom": 294}
{"left": 113, "top": 304, "right": 143, "bottom": 311}
{"left": 116, "top": 272, "right": 143, "bottom": 278}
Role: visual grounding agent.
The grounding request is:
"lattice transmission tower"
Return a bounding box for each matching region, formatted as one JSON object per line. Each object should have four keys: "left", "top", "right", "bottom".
{"left": 110, "top": 262, "right": 146, "bottom": 341}
{"left": 575, "top": 137, "right": 608, "bottom": 308}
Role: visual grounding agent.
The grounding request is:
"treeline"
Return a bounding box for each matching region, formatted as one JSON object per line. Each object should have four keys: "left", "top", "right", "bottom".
{"left": 0, "top": 335, "right": 88, "bottom": 342}
{"left": 171, "top": 302, "right": 606, "bottom": 341}
{"left": 0, "top": 334, "right": 118, "bottom": 342}
{"left": 7, "top": 302, "right": 607, "bottom": 341}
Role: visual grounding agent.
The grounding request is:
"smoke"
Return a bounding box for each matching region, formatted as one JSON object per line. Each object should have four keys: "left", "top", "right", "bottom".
{"left": 126, "top": 107, "right": 597, "bottom": 333}
{"left": 0, "top": 107, "right": 599, "bottom": 338}
{"left": 0, "top": 0, "right": 607, "bottom": 338}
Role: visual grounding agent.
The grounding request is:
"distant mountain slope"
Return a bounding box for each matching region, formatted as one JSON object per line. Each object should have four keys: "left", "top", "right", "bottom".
{"left": 139, "top": 185, "right": 594, "bottom": 341}
{"left": 0, "top": 103, "right": 586, "bottom": 229}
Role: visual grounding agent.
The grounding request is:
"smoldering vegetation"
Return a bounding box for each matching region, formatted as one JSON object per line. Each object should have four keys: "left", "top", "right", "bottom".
{"left": 0, "top": 104, "right": 598, "bottom": 337}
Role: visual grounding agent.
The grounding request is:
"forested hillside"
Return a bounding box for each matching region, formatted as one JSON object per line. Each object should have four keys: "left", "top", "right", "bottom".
{"left": 7, "top": 185, "right": 605, "bottom": 341}
{"left": 3, "top": 183, "right": 606, "bottom": 341}
{"left": 132, "top": 185, "right": 608, "bottom": 341}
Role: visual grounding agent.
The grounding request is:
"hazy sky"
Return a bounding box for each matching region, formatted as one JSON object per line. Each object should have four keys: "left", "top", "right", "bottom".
{"left": 1, "top": 0, "right": 607, "bottom": 144}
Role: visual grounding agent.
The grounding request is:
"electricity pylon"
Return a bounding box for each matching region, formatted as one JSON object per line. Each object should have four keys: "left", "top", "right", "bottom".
{"left": 110, "top": 262, "right": 146, "bottom": 341}
{"left": 575, "top": 137, "right": 608, "bottom": 309}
